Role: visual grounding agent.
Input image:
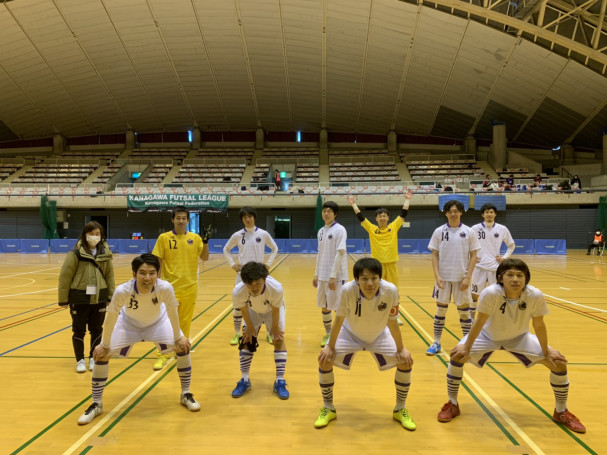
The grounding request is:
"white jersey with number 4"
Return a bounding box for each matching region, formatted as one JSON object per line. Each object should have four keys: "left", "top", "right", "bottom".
{"left": 476, "top": 283, "right": 548, "bottom": 342}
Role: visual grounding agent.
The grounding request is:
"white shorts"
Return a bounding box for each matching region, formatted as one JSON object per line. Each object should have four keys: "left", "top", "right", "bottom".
{"left": 242, "top": 306, "right": 286, "bottom": 334}
{"left": 333, "top": 327, "right": 397, "bottom": 371}
{"left": 471, "top": 268, "right": 497, "bottom": 296}
{"left": 109, "top": 314, "right": 183, "bottom": 357}
{"left": 316, "top": 280, "right": 345, "bottom": 311}
{"left": 432, "top": 281, "right": 472, "bottom": 307}
{"left": 459, "top": 331, "right": 546, "bottom": 368}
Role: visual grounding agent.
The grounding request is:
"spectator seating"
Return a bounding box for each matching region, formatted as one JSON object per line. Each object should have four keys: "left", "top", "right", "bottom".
{"left": 196, "top": 149, "right": 254, "bottom": 163}
{"left": 13, "top": 162, "right": 97, "bottom": 186}
{"left": 0, "top": 163, "right": 24, "bottom": 181}
{"left": 329, "top": 159, "right": 400, "bottom": 183}
{"left": 59, "top": 149, "right": 122, "bottom": 163}
{"left": 295, "top": 164, "right": 319, "bottom": 183}
{"left": 329, "top": 149, "right": 388, "bottom": 156}
{"left": 173, "top": 162, "right": 246, "bottom": 184}
{"left": 93, "top": 163, "right": 124, "bottom": 184}
{"left": 406, "top": 159, "right": 482, "bottom": 179}
{"left": 263, "top": 148, "right": 319, "bottom": 158}
{"left": 252, "top": 162, "right": 271, "bottom": 184}
{"left": 130, "top": 148, "right": 188, "bottom": 163}
{"left": 142, "top": 164, "right": 172, "bottom": 183}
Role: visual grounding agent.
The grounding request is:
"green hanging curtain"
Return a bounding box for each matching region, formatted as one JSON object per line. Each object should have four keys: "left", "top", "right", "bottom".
{"left": 598, "top": 196, "right": 607, "bottom": 232}
{"left": 314, "top": 193, "right": 324, "bottom": 233}
{"left": 40, "top": 195, "right": 60, "bottom": 239}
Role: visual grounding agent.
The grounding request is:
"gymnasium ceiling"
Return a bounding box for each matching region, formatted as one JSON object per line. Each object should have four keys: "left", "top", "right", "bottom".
{"left": 1, "top": 0, "right": 607, "bottom": 149}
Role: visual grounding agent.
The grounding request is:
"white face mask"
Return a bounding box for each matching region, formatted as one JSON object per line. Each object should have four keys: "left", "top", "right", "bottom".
{"left": 86, "top": 235, "right": 101, "bottom": 247}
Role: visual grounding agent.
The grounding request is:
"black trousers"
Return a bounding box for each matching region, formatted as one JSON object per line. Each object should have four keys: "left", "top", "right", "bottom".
{"left": 69, "top": 303, "right": 106, "bottom": 361}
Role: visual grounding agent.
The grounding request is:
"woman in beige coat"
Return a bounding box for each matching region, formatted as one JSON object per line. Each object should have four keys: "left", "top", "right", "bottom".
{"left": 58, "top": 221, "right": 114, "bottom": 373}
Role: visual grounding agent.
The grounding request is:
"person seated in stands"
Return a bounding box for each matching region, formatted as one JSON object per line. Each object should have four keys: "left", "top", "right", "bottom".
{"left": 488, "top": 181, "right": 501, "bottom": 192}
{"left": 587, "top": 229, "right": 604, "bottom": 255}
{"left": 533, "top": 174, "right": 543, "bottom": 187}
{"left": 557, "top": 180, "right": 571, "bottom": 192}
{"left": 570, "top": 175, "right": 581, "bottom": 191}
{"left": 505, "top": 174, "right": 514, "bottom": 187}
{"left": 223, "top": 176, "right": 232, "bottom": 182}
{"left": 482, "top": 174, "right": 491, "bottom": 188}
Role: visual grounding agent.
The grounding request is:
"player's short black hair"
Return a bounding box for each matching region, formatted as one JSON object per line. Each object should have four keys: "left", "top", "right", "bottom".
{"left": 240, "top": 262, "right": 268, "bottom": 284}
{"left": 132, "top": 253, "right": 160, "bottom": 273}
{"left": 171, "top": 206, "right": 190, "bottom": 220}
{"left": 353, "top": 257, "right": 382, "bottom": 280}
{"left": 496, "top": 258, "right": 530, "bottom": 286}
{"left": 322, "top": 201, "right": 339, "bottom": 215}
{"left": 443, "top": 200, "right": 465, "bottom": 214}
{"left": 239, "top": 206, "right": 257, "bottom": 221}
{"left": 375, "top": 208, "right": 389, "bottom": 217}
{"left": 480, "top": 203, "right": 498, "bottom": 214}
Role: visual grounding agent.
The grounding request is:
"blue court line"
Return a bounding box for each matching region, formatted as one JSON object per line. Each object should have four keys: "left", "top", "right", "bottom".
{"left": 0, "top": 325, "right": 70, "bottom": 357}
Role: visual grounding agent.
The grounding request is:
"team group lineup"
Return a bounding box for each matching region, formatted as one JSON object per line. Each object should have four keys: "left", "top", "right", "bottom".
{"left": 58, "top": 191, "right": 586, "bottom": 434}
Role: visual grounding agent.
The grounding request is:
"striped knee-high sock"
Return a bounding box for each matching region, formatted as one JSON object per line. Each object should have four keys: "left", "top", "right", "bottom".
{"left": 176, "top": 352, "right": 192, "bottom": 394}
{"left": 274, "top": 351, "right": 287, "bottom": 380}
{"left": 550, "top": 370, "right": 569, "bottom": 413}
{"left": 233, "top": 309, "right": 242, "bottom": 335}
{"left": 457, "top": 306, "right": 472, "bottom": 336}
{"left": 239, "top": 349, "right": 254, "bottom": 381}
{"left": 394, "top": 367, "right": 412, "bottom": 410}
{"left": 433, "top": 305, "right": 449, "bottom": 343}
{"left": 447, "top": 359, "right": 464, "bottom": 404}
{"left": 469, "top": 305, "right": 476, "bottom": 322}
{"left": 91, "top": 360, "right": 109, "bottom": 404}
{"left": 319, "top": 368, "right": 335, "bottom": 409}
{"left": 322, "top": 311, "right": 332, "bottom": 335}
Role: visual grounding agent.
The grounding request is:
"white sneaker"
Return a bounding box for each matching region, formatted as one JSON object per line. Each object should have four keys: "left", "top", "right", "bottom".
{"left": 78, "top": 402, "right": 103, "bottom": 425}
{"left": 180, "top": 393, "right": 201, "bottom": 412}
{"left": 76, "top": 359, "right": 86, "bottom": 373}
{"left": 89, "top": 358, "right": 95, "bottom": 371}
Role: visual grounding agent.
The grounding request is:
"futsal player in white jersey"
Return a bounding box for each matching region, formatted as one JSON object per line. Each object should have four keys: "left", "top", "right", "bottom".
{"left": 231, "top": 262, "right": 289, "bottom": 400}
{"left": 426, "top": 200, "right": 480, "bottom": 356}
{"left": 77, "top": 254, "right": 200, "bottom": 425}
{"left": 224, "top": 206, "right": 278, "bottom": 345}
{"left": 314, "top": 258, "right": 416, "bottom": 431}
{"left": 470, "top": 203, "right": 515, "bottom": 319}
{"left": 437, "top": 258, "right": 586, "bottom": 434}
{"left": 313, "top": 201, "right": 348, "bottom": 347}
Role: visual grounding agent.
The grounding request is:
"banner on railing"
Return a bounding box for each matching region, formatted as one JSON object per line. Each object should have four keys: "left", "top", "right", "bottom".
{"left": 127, "top": 194, "right": 228, "bottom": 212}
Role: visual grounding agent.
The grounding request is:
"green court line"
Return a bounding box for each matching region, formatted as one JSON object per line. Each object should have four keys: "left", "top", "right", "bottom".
{"left": 10, "top": 295, "right": 227, "bottom": 455}
{"left": 406, "top": 295, "right": 597, "bottom": 455}
{"left": 487, "top": 364, "right": 597, "bottom": 455}
{"left": 398, "top": 310, "right": 521, "bottom": 448}
{"left": 80, "top": 308, "right": 232, "bottom": 454}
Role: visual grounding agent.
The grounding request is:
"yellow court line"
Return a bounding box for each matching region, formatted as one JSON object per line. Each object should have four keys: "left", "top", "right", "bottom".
{"left": 401, "top": 307, "right": 547, "bottom": 455}
{"left": 62, "top": 303, "right": 233, "bottom": 455}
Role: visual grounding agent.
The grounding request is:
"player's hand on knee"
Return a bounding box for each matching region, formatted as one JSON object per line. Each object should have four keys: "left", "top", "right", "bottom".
{"left": 318, "top": 345, "right": 335, "bottom": 364}
{"left": 546, "top": 347, "right": 567, "bottom": 369}
{"left": 270, "top": 326, "right": 284, "bottom": 342}
{"left": 396, "top": 348, "right": 413, "bottom": 368}
{"left": 450, "top": 344, "right": 470, "bottom": 363}
{"left": 93, "top": 343, "right": 110, "bottom": 362}
{"left": 175, "top": 336, "right": 191, "bottom": 354}
{"left": 242, "top": 326, "right": 256, "bottom": 344}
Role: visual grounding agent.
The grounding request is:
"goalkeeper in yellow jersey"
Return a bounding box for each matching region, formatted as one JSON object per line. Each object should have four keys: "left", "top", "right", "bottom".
{"left": 151, "top": 206, "right": 210, "bottom": 370}
{"left": 348, "top": 190, "right": 413, "bottom": 323}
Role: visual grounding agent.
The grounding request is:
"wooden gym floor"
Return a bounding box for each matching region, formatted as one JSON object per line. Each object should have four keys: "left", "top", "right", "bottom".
{"left": 1, "top": 251, "right": 605, "bottom": 455}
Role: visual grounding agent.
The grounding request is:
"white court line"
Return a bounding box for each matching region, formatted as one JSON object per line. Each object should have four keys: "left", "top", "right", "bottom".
{"left": 401, "top": 307, "right": 546, "bottom": 455}
{"left": 0, "top": 288, "right": 58, "bottom": 299}
{"left": 0, "top": 267, "right": 61, "bottom": 278}
{"left": 63, "top": 303, "right": 232, "bottom": 455}
{"left": 559, "top": 287, "right": 570, "bottom": 290}
{"left": 544, "top": 294, "right": 607, "bottom": 313}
